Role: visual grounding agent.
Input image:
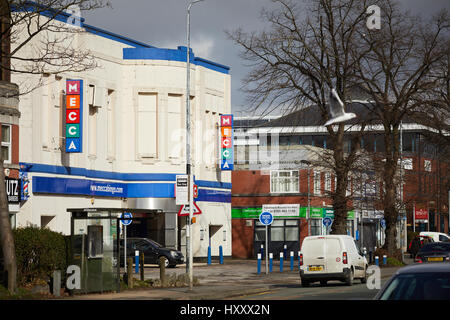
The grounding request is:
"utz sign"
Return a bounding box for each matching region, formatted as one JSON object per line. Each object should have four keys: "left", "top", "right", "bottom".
{"left": 65, "top": 80, "right": 83, "bottom": 153}
{"left": 220, "top": 115, "right": 234, "bottom": 170}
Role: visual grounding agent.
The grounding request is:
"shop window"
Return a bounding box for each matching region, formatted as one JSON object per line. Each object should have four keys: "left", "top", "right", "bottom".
{"left": 270, "top": 170, "right": 299, "bottom": 193}
{"left": 1, "top": 124, "right": 11, "bottom": 164}
{"left": 310, "top": 219, "right": 322, "bottom": 236}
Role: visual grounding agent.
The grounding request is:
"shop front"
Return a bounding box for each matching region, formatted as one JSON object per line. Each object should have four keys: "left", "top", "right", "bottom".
{"left": 232, "top": 205, "right": 356, "bottom": 259}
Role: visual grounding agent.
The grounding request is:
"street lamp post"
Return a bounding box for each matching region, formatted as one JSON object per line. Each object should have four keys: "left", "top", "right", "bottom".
{"left": 186, "top": 0, "right": 204, "bottom": 291}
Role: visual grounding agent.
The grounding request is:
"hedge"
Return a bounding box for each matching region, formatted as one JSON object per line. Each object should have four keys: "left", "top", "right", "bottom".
{"left": 13, "top": 227, "right": 69, "bottom": 286}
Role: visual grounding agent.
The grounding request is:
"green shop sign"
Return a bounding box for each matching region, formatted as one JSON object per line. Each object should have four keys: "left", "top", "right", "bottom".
{"left": 232, "top": 207, "right": 355, "bottom": 219}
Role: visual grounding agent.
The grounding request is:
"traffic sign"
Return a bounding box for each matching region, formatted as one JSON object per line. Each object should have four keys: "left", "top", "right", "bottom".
{"left": 193, "top": 184, "right": 198, "bottom": 199}
{"left": 178, "top": 202, "right": 202, "bottom": 216}
{"left": 259, "top": 211, "right": 274, "bottom": 226}
{"left": 380, "top": 219, "right": 386, "bottom": 229}
{"left": 175, "top": 175, "right": 189, "bottom": 205}
{"left": 120, "top": 212, "right": 133, "bottom": 226}
{"left": 323, "top": 217, "right": 333, "bottom": 227}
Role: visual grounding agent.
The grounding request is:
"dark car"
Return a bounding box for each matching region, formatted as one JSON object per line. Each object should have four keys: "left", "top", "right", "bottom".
{"left": 415, "top": 242, "right": 450, "bottom": 263}
{"left": 374, "top": 263, "right": 450, "bottom": 300}
{"left": 408, "top": 235, "right": 434, "bottom": 259}
{"left": 119, "top": 238, "right": 184, "bottom": 268}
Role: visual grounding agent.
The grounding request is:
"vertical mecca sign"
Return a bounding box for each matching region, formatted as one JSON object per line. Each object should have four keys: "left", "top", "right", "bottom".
{"left": 220, "top": 114, "right": 234, "bottom": 170}
{"left": 65, "top": 79, "right": 83, "bottom": 153}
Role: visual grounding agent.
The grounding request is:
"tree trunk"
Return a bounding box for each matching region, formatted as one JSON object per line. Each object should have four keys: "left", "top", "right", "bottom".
{"left": 330, "top": 128, "right": 350, "bottom": 235}
{"left": 0, "top": 158, "right": 17, "bottom": 294}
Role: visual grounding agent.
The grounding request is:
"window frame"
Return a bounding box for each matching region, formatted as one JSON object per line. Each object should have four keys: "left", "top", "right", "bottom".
{"left": 270, "top": 170, "right": 299, "bottom": 194}
{"left": 1, "top": 124, "right": 12, "bottom": 164}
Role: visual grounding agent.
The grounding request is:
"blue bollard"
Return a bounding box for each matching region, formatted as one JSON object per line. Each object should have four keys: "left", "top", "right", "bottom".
{"left": 219, "top": 245, "right": 223, "bottom": 264}
{"left": 284, "top": 245, "right": 287, "bottom": 260}
{"left": 375, "top": 256, "right": 379, "bottom": 266}
{"left": 290, "top": 251, "right": 294, "bottom": 271}
{"left": 269, "top": 253, "right": 273, "bottom": 273}
{"left": 261, "top": 244, "right": 264, "bottom": 257}
{"left": 280, "top": 252, "right": 284, "bottom": 272}
{"left": 383, "top": 255, "right": 387, "bottom": 265}
{"left": 298, "top": 251, "right": 301, "bottom": 270}
{"left": 207, "top": 246, "right": 211, "bottom": 265}
{"left": 135, "top": 251, "right": 139, "bottom": 274}
{"left": 257, "top": 253, "right": 261, "bottom": 274}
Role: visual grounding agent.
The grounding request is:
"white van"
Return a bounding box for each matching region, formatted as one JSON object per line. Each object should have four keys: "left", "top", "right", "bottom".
{"left": 299, "top": 235, "right": 368, "bottom": 287}
{"left": 419, "top": 232, "right": 450, "bottom": 243}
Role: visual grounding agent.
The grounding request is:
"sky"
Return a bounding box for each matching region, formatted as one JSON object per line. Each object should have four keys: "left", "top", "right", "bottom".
{"left": 83, "top": 0, "right": 450, "bottom": 116}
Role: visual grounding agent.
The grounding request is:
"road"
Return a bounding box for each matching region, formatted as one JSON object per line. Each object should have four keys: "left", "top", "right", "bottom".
{"left": 232, "top": 278, "right": 388, "bottom": 300}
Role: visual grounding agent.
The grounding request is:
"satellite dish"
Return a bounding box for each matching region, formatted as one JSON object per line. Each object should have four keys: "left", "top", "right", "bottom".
{"left": 324, "top": 89, "right": 357, "bottom": 126}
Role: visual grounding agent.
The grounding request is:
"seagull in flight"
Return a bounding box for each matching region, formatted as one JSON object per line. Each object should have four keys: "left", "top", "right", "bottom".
{"left": 324, "top": 88, "right": 357, "bottom": 126}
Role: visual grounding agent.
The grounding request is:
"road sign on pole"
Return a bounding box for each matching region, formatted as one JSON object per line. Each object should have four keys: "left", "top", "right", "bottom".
{"left": 259, "top": 211, "right": 273, "bottom": 275}
{"left": 120, "top": 212, "right": 133, "bottom": 226}
{"left": 178, "top": 202, "right": 202, "bottom": 216}
{"left": 176, "top": 175, "right": 189, "bottom": 205}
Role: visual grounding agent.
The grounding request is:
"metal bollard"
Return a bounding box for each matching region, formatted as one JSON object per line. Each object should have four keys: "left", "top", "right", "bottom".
{"left": 135, "top": 250, "right": 139, "bottom": 274}
{"left": 219, "top": 245, "right": 224, "bottom": 264}
{"left": 290, "top": 251, "right": 294, "bottom": 271}
{"left": 280, "top": 252, "right": 284, "bottom": 272}
{"left": 207, "top": 246, "right": 212, "bottom": 265}
{"left": 269, "top": 253, "right": 273, "bottom": 273}
{"left": 140, "top": 252, "right": 145, "bottom": 281}
{"left": 375, "top": 256, "right": 379, "bottom": 266}
{"left": 257, "top": 253, "right": 261, "bottom": 275}
{"left": 383, "top": 255, "right": 387, "bottom": 265}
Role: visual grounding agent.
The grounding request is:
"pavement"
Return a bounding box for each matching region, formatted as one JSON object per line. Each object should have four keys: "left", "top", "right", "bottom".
{"left": 63, "top": 255, "right": 413, "bottom": 300}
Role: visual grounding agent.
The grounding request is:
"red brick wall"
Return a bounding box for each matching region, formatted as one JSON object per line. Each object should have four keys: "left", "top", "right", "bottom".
{"left": 232, "top": 219, "right": 254, "bottom": 259}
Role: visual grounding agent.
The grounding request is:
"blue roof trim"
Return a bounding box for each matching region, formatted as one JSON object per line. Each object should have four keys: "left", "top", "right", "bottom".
{"left": 14, "top": 2, "right": 153, "bottom": 49}
{"left": 123, "top": 46, "right": 230, "bottom": 75}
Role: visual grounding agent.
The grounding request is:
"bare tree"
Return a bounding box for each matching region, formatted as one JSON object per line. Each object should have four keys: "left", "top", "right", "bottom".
{"left": 0, "top": 0, "right": 109, "bottom": 294}
{"left": 228, "top": 0, "right": 378, "bottom": 235}
{"left": 353, "top": 1, "right": 449, "bottom": 253}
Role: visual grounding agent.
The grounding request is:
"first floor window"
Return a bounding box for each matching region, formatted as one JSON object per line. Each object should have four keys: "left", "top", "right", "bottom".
{"left": 1, "top": 124, "right": 11, "bottom": 163}
{"left": 270, "top": 170, "right": 299, "bottom": 193}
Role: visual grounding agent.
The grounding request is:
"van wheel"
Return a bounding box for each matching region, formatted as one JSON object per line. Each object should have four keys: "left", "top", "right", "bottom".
{"left": 301, "top": 279, "right": 310, "bottom": 287}
{"left": 345, "top": 269, "right": 354, "bottom": 286}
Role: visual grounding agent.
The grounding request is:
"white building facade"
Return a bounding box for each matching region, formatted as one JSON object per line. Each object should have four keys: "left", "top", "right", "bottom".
{"left": 13, "top": 13, "right": 232, "bottom": 260}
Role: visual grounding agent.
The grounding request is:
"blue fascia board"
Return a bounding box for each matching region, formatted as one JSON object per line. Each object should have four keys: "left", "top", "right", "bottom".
{"left": 20, "top": 162, "right": 232, "bottom": 190}
{"left": 32, "top": 176, "right": 231, "bottom": 202}
{"left": 123, "top": 46, "right": 230, "bottom": 75}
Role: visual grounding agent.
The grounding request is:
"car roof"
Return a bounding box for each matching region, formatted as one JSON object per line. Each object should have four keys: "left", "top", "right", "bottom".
{"left": 395, "top": 263, "right": 450, "bottom": 275}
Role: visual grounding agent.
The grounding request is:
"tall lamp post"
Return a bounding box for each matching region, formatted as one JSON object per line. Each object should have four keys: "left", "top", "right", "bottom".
{"left": 186, "top": 0, "right": 204, "bottom": 291}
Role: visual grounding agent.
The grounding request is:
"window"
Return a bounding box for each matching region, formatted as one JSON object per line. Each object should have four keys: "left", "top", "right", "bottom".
{"left": 137, "top": 93, "right": 157, "bottom": 158}
{"left": 313, "top": 171, "right": 321, "bottom": 195}
{"left": 424, "top": 160, "right": 432, "bottom": 172}
{"left": 310, "top": 219, "right": 322, "bottom": 236}
{"left": 1, "top": 125, "right": 11, "bottom": 164}
{"left": 325, "top": 172, "right": 331, "bottom": 193}
{"left": 270, "top": 170, "right": 299, "bottom": 193}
